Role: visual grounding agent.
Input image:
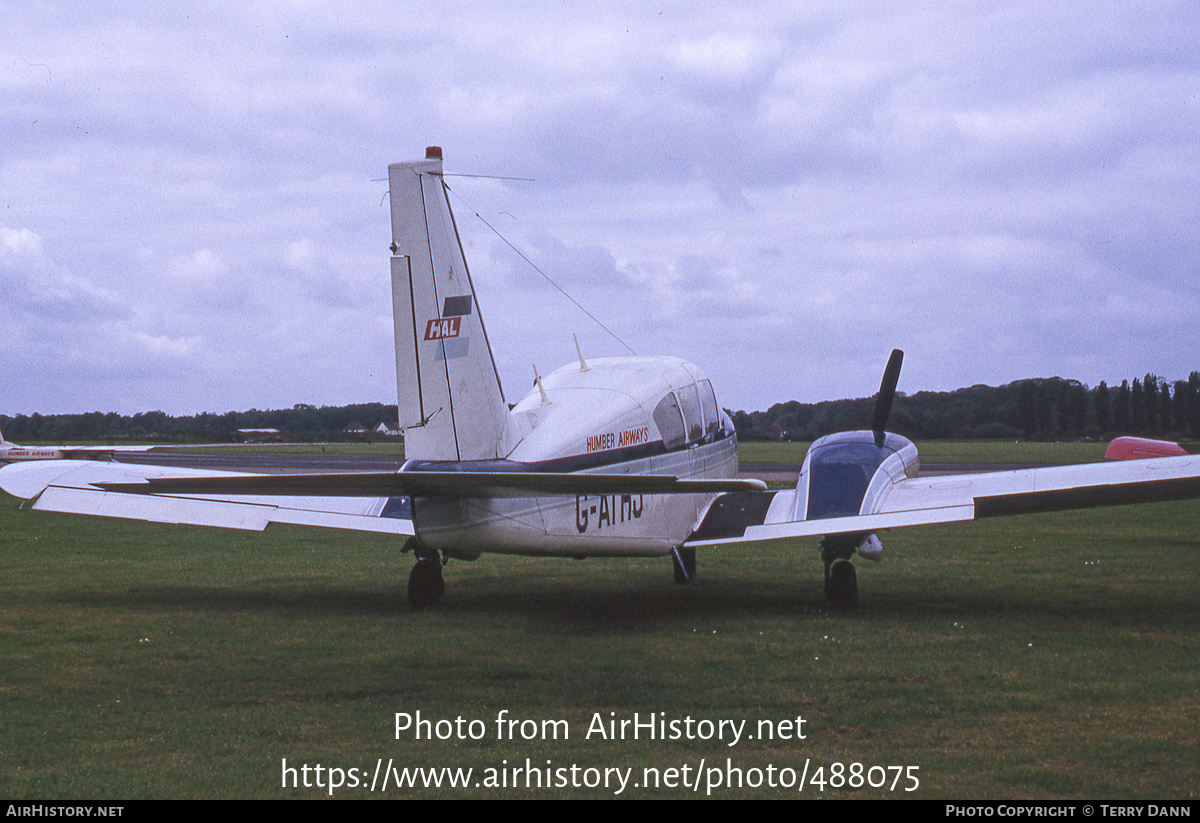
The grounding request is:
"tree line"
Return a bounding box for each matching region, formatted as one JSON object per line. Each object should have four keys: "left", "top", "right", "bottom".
{"left": 5, "top": 371, "right": 1200, "bottom": 445}
{"left": 732, "top": 372, "right": 1200, "bottom": 443}
{"left": 1, "top": 403, "right": 399, "bottom": 443}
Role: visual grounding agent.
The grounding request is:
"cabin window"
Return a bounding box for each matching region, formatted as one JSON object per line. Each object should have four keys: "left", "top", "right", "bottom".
{"left": 677, "top": 383, "right": 703, "bottom": 442}
{"left": 653, "top": 393, "right": 686, "bottom": 450}
{"left": 699, "top": 379, "right": 719, "bottom": 434}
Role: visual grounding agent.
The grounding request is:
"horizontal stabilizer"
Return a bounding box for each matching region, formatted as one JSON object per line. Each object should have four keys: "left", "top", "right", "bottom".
{"left": 96, "top": 470, "right": 767, "bottom": 498}
{"left": 2, "top": 459, "right": 763, "bottom": 505}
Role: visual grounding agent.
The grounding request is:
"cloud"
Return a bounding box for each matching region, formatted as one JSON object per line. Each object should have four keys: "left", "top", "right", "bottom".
{"left": 0, "top": 224, "right": 127, "bottom": 321}
{"left": 2, "top": 2, "right": 1198, "bottom": 417}
{"left": 168, "top": 248, "right": 229, "bottom": 281}
{"left": 1, "top": 226, "right": 44, "bottom": 257}
{"left": 285, "top": 238, "right": 316, "bottom": 272}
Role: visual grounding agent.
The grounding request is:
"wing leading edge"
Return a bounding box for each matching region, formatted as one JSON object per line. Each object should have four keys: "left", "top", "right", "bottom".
{"left": 91, "top": 470, "right": 766, "bottom": 497}
{"left": 686, "top": 454, "right": 1200, "bottom": 548}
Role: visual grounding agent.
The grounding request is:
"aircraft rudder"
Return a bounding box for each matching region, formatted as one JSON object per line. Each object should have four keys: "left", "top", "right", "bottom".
{"left": 387, "top": 148, "right": 507, "bottom": 461}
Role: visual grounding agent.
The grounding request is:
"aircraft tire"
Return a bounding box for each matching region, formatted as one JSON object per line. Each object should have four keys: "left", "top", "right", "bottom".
{"left": 408, "top": 559, "right": 445, "bottom": 608}
{"left": 672, "top": 547, "right": 698, "bottom": 584}
{"left": 825, "top": 560, "right": 857, "bottom": 610}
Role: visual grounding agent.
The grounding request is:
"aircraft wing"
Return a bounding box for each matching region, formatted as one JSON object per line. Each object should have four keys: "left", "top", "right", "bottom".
{"left": 0, "top": 460, "right": 416, "bottom": 536}
{"left": 686, "top": 454, "right": 1200, "bottom": 547}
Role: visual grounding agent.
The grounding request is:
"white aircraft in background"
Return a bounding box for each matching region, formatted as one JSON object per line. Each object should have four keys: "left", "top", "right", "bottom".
{"left": 0, "top": 425, "right": 208, "bottom": 465}
{"left": 0, "top": 424, "right": 124, "bottom": 463}
{"left": 3, "top": 147, "right": 1200, "bottom": 610}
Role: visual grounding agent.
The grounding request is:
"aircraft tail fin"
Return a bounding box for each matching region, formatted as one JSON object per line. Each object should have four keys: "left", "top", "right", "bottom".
{"left": 388, "top": 148, "right": 507, "bottom": 461}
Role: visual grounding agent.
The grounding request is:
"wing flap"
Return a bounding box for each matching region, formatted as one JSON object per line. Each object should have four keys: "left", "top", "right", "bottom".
{"left": 687, "top": 494, "right": 974, "bottom": 547}
{"left": 32, "top": 484, "right": 416, "bottom": 535}
{"left": 34, "top": 484, "right": 274, "bottom": 530}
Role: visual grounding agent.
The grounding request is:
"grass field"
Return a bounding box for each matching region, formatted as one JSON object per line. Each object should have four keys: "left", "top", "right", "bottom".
{"left": 1, "top": 442, "right": 1198, "bottom": 799}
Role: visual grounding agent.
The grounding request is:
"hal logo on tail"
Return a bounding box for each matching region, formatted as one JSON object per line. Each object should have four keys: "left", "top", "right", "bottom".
{"left": 423, "top": 317, "right": 461, "bottom": 340}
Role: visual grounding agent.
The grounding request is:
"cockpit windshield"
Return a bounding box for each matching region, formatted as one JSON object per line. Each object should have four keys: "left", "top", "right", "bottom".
{"left": 677, "top": 383, "right": 703, "bottom": 442}
{"left": 699, "top": 379, "right": 719, "bottom": 434}
{"left": 652, "top": 375, "right": 725, "bottom": 450}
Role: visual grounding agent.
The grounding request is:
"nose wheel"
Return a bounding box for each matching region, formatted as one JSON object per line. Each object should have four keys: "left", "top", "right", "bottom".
{"left": 824, "top": 559, "right": 858, "bottom": 610}
{"left": 821, "top": 536, "right": 859, "bottom": 610}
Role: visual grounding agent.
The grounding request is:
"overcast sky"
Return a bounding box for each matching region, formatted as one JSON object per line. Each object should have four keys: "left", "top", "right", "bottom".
{"left": 3, "top": 2, "right": 1198, "bottom": 417}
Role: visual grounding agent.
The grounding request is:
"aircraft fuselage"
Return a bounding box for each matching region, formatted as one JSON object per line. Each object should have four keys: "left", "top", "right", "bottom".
{"left": 404, "top": 354, "right": 738, "bottom": 558}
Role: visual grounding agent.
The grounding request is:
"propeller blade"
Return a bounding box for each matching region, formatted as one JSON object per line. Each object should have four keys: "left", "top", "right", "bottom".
{"left": 872, "top": 349, "right": 904, "bottom": 445}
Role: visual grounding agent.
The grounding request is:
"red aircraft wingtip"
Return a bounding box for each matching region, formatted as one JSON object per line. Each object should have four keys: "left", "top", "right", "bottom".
{"left": 1104, "top": 436, "right": 1188, "bottom": 460}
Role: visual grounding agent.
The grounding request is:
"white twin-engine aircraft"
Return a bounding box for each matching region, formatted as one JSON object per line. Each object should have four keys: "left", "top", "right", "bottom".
{"left": 0, "top": 426, "right": 212, "bottom": 466}
{"left": 3, "top": 147, "right": 1200, "bottom": 609}
{"left": 0, "top": 425, "right": 123, "bottom": 464}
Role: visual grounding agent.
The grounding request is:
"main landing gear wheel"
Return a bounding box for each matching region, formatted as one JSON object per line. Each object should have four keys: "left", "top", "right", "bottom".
{"left": 672, "top": 547, "right": 699, "bottom": 584}
{"left": 824, "top": 559, "right": 858, "bottom": 610}
{"left": 408, "top": 557, "right": 445, "bottom": 608}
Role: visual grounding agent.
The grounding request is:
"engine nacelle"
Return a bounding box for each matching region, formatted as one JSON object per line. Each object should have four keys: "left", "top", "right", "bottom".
{"left": 792, "top": 430, "right": 919, "bottom": 523}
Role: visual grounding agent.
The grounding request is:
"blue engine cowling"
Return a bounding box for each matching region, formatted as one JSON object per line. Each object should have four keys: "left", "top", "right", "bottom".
{"left": 792, "top": 431, "right": 919, "bottom": 558}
